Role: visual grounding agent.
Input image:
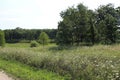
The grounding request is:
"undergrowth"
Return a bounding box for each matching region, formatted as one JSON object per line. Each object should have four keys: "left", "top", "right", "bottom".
{"left": 0, "top": 44, "right": 120, "bottom": 80}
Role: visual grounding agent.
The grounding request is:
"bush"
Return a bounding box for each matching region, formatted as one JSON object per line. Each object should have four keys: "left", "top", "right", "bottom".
{"left": 30, "top": 41, "right": 39, "bottom": 47}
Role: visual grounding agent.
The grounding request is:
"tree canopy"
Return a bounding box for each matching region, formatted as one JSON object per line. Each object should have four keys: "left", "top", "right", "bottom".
{"left": 57, "top": 3, "right": 120, "bottom": 45}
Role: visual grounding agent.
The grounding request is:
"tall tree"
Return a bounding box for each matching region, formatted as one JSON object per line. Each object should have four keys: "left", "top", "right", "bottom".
{"left": 75, "top": 4, "right": 88, "bottom": 45}
{"left": 56, "top": 7, "right": 76, "bottom": 45}
{"left": 57, "top": 3, "right": 89, "bottom": 45}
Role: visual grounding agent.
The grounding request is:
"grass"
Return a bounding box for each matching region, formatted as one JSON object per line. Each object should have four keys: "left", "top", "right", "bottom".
{"left": 0, "top": 58, "right": 65, "bottom": 80}
{"left": 6, "top": 43, "right": 30, "bottom": 48}
{"left": 0, "top": 43, "right": 120, "bottom": 80}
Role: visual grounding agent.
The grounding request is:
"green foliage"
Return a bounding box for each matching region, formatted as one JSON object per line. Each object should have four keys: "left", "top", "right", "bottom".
{"left": 0, "top": 43, "right": 120, "bottom": 80}
{"left": 4, "top": 28, "right": 57, "bottom": 43}
{"left": 56, "top": 21, "right": 73, "bottom": 45}
{"left": 0, "top": 30, "right": 5, "bottom": 47}
{"left": 86, "top": 10, "right": 97, "bottom": 44}
{"left": 96, "top": 4, "right": 118, "bottom": 44}
{"left": 57, "top": 3, "right": 89, "bottom": 45}
{"left": 30, "top": 40, "right": 39, "bottom": 47}
{"left": 0, "top": 59, "right": 65, "bottom": 80}
{"left": 39, "top": 32, "right": 50, "bottom": 46}
{"left": 57, "top": 3, "right": 119, "bottom": 45}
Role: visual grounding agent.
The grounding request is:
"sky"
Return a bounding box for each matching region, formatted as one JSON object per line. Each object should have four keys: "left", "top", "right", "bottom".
{"left": 0, "top": 0, "right": 120, "bottom": 30}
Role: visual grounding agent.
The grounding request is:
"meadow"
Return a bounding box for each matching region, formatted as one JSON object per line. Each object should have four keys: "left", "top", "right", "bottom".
{"left": 0, "top": 43, "right": 120, "bottom": 80}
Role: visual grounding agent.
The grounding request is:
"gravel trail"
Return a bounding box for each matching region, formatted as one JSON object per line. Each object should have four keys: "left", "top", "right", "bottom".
{"left": 0, "top": 71, "right": 13, "bottom": 80}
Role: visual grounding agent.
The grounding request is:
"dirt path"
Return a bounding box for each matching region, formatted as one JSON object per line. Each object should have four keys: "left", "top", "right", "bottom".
{"left": 0, "top": 71, "right": 13, "bottom": 80}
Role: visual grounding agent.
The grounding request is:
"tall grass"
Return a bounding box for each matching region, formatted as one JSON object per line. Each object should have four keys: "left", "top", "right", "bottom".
{"left": 0, "top": 44, "right": 120, "bottom": 80}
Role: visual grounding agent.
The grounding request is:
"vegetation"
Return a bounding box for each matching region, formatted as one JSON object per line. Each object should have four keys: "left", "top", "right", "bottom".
{"left": 30, "top": 40, "right": 39, "bottom": 47}
{"left": 3, "top": 3, "right": 120, "bottom": 45}
{"left": 0, "top": 43, "right": 120, "bottom": 80}
{"left": 39, "top": 32, "right": 50, "bottom": 47}
{"left": 4, "top": 27, "right": 57, "bottom": 43}
{"left": 0, "top": 30, "right": 5, "bottom": 47}
{"left": 57, "top": 3, "right": 120, "bottom": 45}
{"left": 2, "top": 4, "right": 120, "bottom": 46}
{"left": 0, "top": 3, "right": 120, "bottom": 80}
{"left": 96, "top": 4, "right": 118, "bottom": 44}
{"left": 0, "top": 58, "right": 65, "bottom": 80}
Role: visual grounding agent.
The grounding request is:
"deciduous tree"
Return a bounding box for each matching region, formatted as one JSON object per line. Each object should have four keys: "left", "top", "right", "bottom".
{"left": 39, "top": 32, "right": 49, "bottom": 47}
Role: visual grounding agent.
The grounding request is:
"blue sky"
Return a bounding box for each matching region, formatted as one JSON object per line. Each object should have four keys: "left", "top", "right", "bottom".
{"left": 0, "top": 0, "right": 120, "bottom": 30}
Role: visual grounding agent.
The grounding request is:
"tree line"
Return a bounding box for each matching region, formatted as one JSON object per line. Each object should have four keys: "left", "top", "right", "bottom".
{"left": 56, "top": 3, "right": 120, "bottom": 45}
{"left": 4, "top": 27, "right": 57, "bottom": 43}
{"left": 1, "top": 3, "right": 120, "bottom": 47}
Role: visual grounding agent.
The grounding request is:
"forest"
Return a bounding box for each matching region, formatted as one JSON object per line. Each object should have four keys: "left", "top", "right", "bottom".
{"left": 4, "top": 27, "right": 57, "bottom": 43}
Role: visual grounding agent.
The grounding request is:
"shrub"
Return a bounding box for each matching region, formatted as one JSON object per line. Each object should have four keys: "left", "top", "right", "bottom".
{"left": 30, "top": 40, "right": 39, "bottom": 47}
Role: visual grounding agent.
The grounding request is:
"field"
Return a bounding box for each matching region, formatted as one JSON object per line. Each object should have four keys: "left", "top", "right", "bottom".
{"left": 0, "top": 43, "right": 120, "bottom": 80}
